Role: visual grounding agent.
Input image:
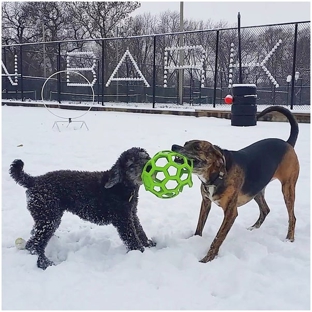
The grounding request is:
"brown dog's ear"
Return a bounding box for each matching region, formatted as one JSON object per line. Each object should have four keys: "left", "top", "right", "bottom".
{"left": 211, "top": 145, "right": 226, "bottom": 171}
{"left": 104, "top": 167, "right": 120, "bottom": 188}
{"left": 210, "top": 145, "right": 223, "bottom": 159}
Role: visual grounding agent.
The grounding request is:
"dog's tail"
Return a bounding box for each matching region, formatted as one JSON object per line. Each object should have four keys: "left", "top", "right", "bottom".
{"left": 257, "top": 106, "right": 299, "bottom": 147}
{"left": 9, "top": 159, "right": 35, "bottom": 188}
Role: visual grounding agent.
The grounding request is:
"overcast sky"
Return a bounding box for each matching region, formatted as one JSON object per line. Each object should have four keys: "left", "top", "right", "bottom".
{"left": 131, "top": 1, "right": 310, "bottom": 27}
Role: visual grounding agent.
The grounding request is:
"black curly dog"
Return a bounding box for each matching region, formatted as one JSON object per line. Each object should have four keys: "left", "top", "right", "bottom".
{"left": 10, "top": 147, "right": 155, "bottom": 270}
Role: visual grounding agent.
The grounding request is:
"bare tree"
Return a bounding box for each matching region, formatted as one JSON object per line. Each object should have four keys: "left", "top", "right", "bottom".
{"left": 2, "top": 2, "right": 89, "bottom": 76}
{"left": 70, "top": 2, "right": 140, "bottom": 39}
{"left": 67, "top": 2, "right": 140, "bottom": 83}
{"left": 2, "top": 2, "right": 39, "bottom": 45}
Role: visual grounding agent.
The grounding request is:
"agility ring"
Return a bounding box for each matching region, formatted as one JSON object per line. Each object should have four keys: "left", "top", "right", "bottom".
{"left": 41, "top": 70, "right": 95, "bottom": 131}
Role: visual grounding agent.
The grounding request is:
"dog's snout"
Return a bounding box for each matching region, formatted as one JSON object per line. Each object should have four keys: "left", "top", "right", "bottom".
{"left": 172, "top": 144, "right": 182, "bottom": 152}
{"left": 139, "top": 151, "right": 151, "bottom": 162}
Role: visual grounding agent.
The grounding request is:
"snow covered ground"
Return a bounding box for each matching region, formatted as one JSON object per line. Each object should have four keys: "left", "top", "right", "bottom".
{"left": 2, "top": 105, "right": 310, "bottom": 310}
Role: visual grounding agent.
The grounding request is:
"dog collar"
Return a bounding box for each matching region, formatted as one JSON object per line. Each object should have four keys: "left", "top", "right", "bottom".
{"left": 205, "top": 170, "right": 225, "bottom": 187}
{"left": 201, "top": 171, "right": 225, "bottom": 199}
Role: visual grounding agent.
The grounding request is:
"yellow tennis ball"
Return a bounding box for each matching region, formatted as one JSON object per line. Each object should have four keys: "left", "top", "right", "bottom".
{"left": 15, "top": 237, "right": 26, "bottom": 250}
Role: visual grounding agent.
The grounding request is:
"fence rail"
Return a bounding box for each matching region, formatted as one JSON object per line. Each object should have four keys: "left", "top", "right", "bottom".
{"left": 2, "top": 21, "right": 310, "bottom": 110}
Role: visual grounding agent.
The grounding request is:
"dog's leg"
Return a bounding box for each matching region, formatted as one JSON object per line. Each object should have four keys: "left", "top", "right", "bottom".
{"left": 113, "top": 218, "right": 144, "bottom": 252}
{"left": 274, "top": 148, "right": 299, "bottom": 242}
{"left": 248, "top": 189, "right": 270, "bottom": 230}
{"left": 26, "top": 218, "right": 60, "bottom": 270}
{"left": 195, "top": 195, "right": 212, "bottom": 236}
{"left": 26, "top": 217, "right": 61, "bottom": 270}
{"left": 132, "top": 213, "right": 156, "bottom": 247}
{"left": 26, "top": 200, "right": 62, "bottom": 269}
{"left": 200, "top": 194, "right": 238, "bottom": 263}
{"left": 282, "top": 181, "right": 297, "bottom": 242}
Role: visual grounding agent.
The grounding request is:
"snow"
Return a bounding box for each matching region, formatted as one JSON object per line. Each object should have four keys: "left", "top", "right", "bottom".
{"left": 2, "top": 105, "right": 310, "bottom": 310}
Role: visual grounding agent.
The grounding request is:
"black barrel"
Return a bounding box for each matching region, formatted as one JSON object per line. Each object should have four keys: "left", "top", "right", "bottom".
{"left": 231, "top": 84, "right": 257, "bottom": 126}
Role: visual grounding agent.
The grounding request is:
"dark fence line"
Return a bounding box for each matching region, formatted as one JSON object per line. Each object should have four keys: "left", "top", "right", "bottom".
{"left": 2, "top": 21, "right": 310, "bottom": 110}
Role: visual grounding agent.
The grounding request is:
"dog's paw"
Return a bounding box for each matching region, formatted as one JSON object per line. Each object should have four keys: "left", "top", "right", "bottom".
{"left": 247, "top": 226, "right": 257, "bottom": 231}
{"left": 284, "top": 237, "right": 295, "bottom": 243}
{"left": 200, "top": 251, "right": 218, "bottom": 263}
{"left": 146, "top": 239, "right": 156, "bottom": 248}
{"left": 127, "top": 245, "right": 145, "bottom": 253}
{"left": 37, "top": 256, "right": 55, "bottom": 270}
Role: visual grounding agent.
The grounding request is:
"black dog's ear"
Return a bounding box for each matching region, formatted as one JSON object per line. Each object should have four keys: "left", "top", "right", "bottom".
{"left": 104, "top": 166, "right": 120, "bottom": 188}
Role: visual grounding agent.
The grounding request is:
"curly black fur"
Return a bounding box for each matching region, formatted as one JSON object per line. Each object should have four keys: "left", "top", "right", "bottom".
{"left": 10, "top": 147, "right": 155, "bottom": 270}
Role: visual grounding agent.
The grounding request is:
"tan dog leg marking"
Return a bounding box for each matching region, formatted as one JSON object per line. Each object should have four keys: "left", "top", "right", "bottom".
{"left": 200, "top": 205, "right": 238, "bottom": 263}
{"left": 200, "top": 189, "right": 239, "bottom": 263}
{"left": 195, "top": 196, "right": 212, "bottom": 236}
{"left": 273, "top": 147, "right": 299, "bottom": 242}
{"left": 282, "top": 181, "right": 297, "bottom": 241}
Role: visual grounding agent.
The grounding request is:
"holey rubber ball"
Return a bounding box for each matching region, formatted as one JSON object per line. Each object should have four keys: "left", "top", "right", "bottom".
{"left": 141, "top": 150, "right": 193, "bottom": 199}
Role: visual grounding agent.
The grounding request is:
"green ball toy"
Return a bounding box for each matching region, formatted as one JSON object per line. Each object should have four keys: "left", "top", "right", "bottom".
{"left": 141, "top": 150, "right": 193, "bottom": 199}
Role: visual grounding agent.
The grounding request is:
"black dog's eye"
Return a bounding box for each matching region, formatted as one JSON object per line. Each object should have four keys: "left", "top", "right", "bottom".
{"left": 127, "top": 164, "right": 134, "bottom": 171}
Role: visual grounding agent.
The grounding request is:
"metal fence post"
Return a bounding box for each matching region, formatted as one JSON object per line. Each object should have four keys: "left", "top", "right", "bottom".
{"left": 238, "top": 12, "right": 243, "bottom": 84}
{"left": 19, "top": 46, "right": 24, "bottom": 101}
{"left": 126, "top": 58, "right": 129, "bottom": 104}
{"left": 290, "top": 23, "right": 298, "bottom": 110}
{"left": 213, "top": 30, "right": 220, "bottom": 108}
{"left": 97, "top": 60, "right": 100, "bottom": 104}
{"left": 14, "top": 48, "right": 17, "bottom": 99}
{"left": 152, "top": 35, "right": 157, "bottom": 108}
{"left": 101, "top": 40, "right": 105, "bottom": 106}
{"left": 57, "top": 42, "right": 61, "bottom": 103}
{"left": 3, "top": 48, "right": 8, "bottom": 98}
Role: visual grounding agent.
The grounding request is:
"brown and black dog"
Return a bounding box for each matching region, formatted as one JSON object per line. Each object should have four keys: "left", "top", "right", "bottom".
{"left": 172, "top": 106, "right": 299, "bottom": 263}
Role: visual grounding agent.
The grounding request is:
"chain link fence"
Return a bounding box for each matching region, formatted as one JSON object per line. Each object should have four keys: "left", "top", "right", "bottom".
{"left": 2, "top": 21, "right": 310, "bottom": 110}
